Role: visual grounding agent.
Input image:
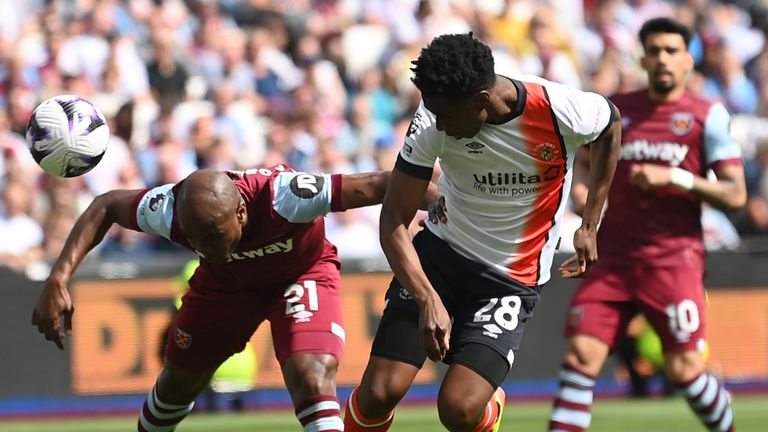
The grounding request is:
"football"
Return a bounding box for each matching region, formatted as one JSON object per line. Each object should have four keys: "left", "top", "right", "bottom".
{"left": 25, "top": 95, "right": 110, "bottom": 177}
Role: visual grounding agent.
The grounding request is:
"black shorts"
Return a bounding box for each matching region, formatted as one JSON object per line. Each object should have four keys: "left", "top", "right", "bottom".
{"left": 371, "top": 228, "right": 541, "bottom": 385}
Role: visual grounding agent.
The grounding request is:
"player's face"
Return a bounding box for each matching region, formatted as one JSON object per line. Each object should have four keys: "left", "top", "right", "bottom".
{"left": 641, "top": 33, "right": 694, "bottom": 94}
{"left": 182, "top": 201, "right": 247, "bottom": 264}
{"left": 424, "top": 93, "right": 488, "bottom": 139}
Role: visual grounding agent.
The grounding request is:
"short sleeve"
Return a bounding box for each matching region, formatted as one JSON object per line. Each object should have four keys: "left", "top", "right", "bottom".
{"left": 704, "top": 103, "right": 742, "bottom": 168}
{"left": 133, "top": 184, "right": 175, "bottom": 240}
{"left": 547, "top": 83, "right": 614, "bottom": 145}
{"left": 398, "top": 102, "right": 442, "bottom": 180}
{"left": 273, "top": 172, "right": 336, "bottom": 223}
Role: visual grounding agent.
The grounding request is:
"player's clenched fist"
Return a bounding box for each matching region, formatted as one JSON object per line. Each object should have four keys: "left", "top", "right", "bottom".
{"left": 629, "top": 163, "right": 673, "bottom": 191}
{"left": 31, "top": 278, "right": 74, "bottom": 350}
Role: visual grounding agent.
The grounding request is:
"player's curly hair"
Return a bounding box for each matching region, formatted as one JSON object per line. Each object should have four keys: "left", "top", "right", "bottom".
{"left": 411, "top": 33, "right": 495, "bottom": 100}
{"left": 639, "top": 17, "right": 692, "bottom": 49}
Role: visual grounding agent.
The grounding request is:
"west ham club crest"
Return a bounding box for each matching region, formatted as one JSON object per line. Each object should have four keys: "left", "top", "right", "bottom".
{"left": 670, "top": 112, "right": 694, "bottom": 136}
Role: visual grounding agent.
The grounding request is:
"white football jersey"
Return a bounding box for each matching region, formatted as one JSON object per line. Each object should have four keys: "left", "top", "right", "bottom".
{"left": 400, "top": 76, "right": 614, "bottom": 286}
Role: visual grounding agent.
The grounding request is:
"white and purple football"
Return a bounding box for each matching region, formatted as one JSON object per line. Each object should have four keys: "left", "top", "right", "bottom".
{"left": 25, "top": 95, "right": 109, "bottom": 177}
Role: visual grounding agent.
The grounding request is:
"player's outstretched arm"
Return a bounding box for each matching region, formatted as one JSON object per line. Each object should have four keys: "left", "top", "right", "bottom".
{"left": 339, "top": 170, "right": 441, "bottom": 210}
{"left": 565, "top": 109, "right": 622, "bottom": 278}
{"left": 32, "top": 189, "right": 144, "bottom": 350}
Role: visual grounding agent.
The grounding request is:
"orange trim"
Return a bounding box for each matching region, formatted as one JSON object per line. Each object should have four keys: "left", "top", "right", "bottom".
{"left": 508, "top": 83, "right": 566, "bottom": 286}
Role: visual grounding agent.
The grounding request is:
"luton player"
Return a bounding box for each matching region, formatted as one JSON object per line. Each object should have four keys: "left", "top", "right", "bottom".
{"left": 31, "top": 166, "right": 435, "bottom": 432}
{"left": 548, "top": 18, "right": 746, "bottom": 432}
{"left": 343, "top": 33, "right": 621, "bottom": 432}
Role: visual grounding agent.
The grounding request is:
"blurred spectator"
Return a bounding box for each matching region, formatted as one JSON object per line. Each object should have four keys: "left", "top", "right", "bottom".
{"left": 738, "top": 137, "right": 768, "bottom": 235}
{"left": 701, "top": 42, "right": 758, "bottom": 114}
{"left": 147, "top": 26, "right": 189, "bottom": 107}
{"left": 0, "top": 181, "right": 43, "bottom": 272}
{"left": 3, "top": 0, "right": 768, "bottom": 268}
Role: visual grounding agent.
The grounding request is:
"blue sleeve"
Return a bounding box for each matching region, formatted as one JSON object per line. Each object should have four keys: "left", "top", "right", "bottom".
{"left": 703, "top": 103, "right": 742, "bottom": 167}
{"left": 273, "top": 172, "right": 333, "bottom": 223}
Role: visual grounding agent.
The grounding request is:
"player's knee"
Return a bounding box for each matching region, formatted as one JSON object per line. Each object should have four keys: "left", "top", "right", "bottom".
{"left": 157, "top": 364, "right": 214, "bottom": 404}
{"left": 564, "top": 335, "right": 609, "bottom": 376}
{"left": 664, "top": 350, "right": 705, "bottom": 385}
{"left": 290, "top": 354, "right": 339, "bottom": 396}
{"left": 437, "top": 391, "right": 484, "bottom": 432}
{"left": 355, "top": 380, "right": 401, "bottom": 417}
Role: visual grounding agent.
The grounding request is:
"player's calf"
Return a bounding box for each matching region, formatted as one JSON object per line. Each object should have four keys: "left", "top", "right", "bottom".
{"left": 469, "top": 387, "right": 505, "bottom": 432}
{"left": 677, "top": 373, "right": 735, "bottom": 432}
{"left": 549, "top": 363, "right": 596, "bottom": 432}
{"left": 296, "top": 394, "right": 343, "bottom": 432}
{"left": 137, "top": 384, "right": 194, "bottom": 432}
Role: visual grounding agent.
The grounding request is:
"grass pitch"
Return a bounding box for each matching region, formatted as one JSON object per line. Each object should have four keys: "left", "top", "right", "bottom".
{"left": 1, "top": 394, "right": 765, "bottom": 431}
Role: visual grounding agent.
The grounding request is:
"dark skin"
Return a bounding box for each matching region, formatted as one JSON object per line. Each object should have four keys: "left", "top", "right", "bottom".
{"left": 31, "top": 168, "right": 430, "bottom": 407}
{"left": 360, "top": 75, "right": 621, "bottom": 431}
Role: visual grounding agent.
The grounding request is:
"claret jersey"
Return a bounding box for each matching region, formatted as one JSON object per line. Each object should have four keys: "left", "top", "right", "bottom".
{"left": 129, "top": 164, "right": 344, "bottom": 294}
{"left": 399, "top": 75, "right": 615, "bottom": 286}
{"left": 598, "top": 90, "right": 742, "bottom": 266}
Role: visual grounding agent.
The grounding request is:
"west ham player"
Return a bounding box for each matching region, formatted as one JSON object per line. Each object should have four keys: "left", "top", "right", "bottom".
{"left": 549, "top": 18, "right": 746, "bottom": 432}
{"left": 343, "top": 33, "right": 621, "bottom": 432}
{"left": 31, "top": 166, "right": 426, "bottom": 432}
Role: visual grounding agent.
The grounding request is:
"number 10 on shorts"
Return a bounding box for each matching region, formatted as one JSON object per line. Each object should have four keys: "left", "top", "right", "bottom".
{"left": 474, "top": 296, "right": 522, "bottom": 339}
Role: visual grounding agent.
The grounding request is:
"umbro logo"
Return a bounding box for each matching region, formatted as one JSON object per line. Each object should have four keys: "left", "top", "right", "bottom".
{"left": 466, "top": 142, "right": 485, "bottom": 154}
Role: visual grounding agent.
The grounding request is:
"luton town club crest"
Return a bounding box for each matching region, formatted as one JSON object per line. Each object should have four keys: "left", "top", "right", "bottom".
{"left": 670, "top": 112, "right": 694, "bottom": 136}
{"left": 534, "top": 142, "right": 558, "bottom": 162}
{"left": 175, "top": 327, "right": 192, "bottom": 349}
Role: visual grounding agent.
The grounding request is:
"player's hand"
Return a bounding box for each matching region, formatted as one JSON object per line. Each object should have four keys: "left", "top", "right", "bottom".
{"left": 419, "top": 196, "right": 447, "bottom": 227}
{"left": 629, "top": 163, "right": 672, "bottom": 191}
{"left": 31, "top": 279, "right": 74, "bottom": 350}
{"left": 418, "top": 295, "right": 451, "bottom": 361}
{"left": 564, "top": 225, "right": 598, "bottom": 278}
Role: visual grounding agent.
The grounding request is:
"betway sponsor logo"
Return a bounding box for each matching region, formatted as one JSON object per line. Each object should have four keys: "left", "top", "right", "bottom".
{"left": 227, "top": 238, "right": 293, "bottom": 262}
{"left": 620, "top": 140, "right": 689, "bottom": 167}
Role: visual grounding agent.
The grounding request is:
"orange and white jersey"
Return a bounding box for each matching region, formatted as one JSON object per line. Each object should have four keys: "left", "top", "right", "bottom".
{"left": 398, "top": 76, "right": 614, "bottom": 286}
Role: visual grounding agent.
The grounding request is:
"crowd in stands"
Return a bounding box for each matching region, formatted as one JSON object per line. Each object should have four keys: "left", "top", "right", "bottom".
{"left": 2, "top": 0, "right": 768, "bottom": 277}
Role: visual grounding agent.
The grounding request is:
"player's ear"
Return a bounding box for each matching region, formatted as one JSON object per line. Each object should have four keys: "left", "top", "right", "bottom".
{"left": 236, "top": 200, "right": 247, "bottom": 225}
{"left": 640, "top": 54, "right": 649, "bottom": 71}
{"left": 685, "top": 52, "right": 695, "bottom": 71}
{"left": 474, "top": 90, "right": 491, "bottom": 109}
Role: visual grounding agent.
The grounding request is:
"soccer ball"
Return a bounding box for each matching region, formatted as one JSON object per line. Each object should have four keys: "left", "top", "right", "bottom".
{"left": 26, "top": 95, "right": 110, "bottom": 177}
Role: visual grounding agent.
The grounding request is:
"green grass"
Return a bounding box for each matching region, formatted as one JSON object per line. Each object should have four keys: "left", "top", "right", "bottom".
{"left": 1, "top": 395, "right": 766, "bottom": 431}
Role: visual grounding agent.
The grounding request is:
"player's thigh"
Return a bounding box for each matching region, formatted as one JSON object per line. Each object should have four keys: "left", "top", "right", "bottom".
{"left": 165, "top": 292, "right": 265, "bottom": 373}
{"left": 268, "top": 259, "right": 345, "bottom": 366}
{"left": 636, "top": 265, "right": 707, "bottom": 355}
{"left": 368, "top": 228, "right": 463, "bottom": 371}
{"left": 449, "top": 285, "right": 542, "bottom": 388}
{"left": 369, "top": 276, "right": 428, "bottom": 370}
{"left": 565, "top": 264, "right": 636, "bottom": 351}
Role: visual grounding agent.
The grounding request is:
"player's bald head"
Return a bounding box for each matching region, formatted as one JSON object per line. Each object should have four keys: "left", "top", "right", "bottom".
{"left": 178, "top": 170, "right": 240, "bottom": 226}
{"left": 177, "top": 170, "right": 246, "bottom": 263}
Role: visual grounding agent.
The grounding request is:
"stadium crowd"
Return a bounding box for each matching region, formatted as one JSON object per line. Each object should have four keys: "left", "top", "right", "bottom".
{"left": 1, "top": 0, "right": 767, "bottom": 277}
